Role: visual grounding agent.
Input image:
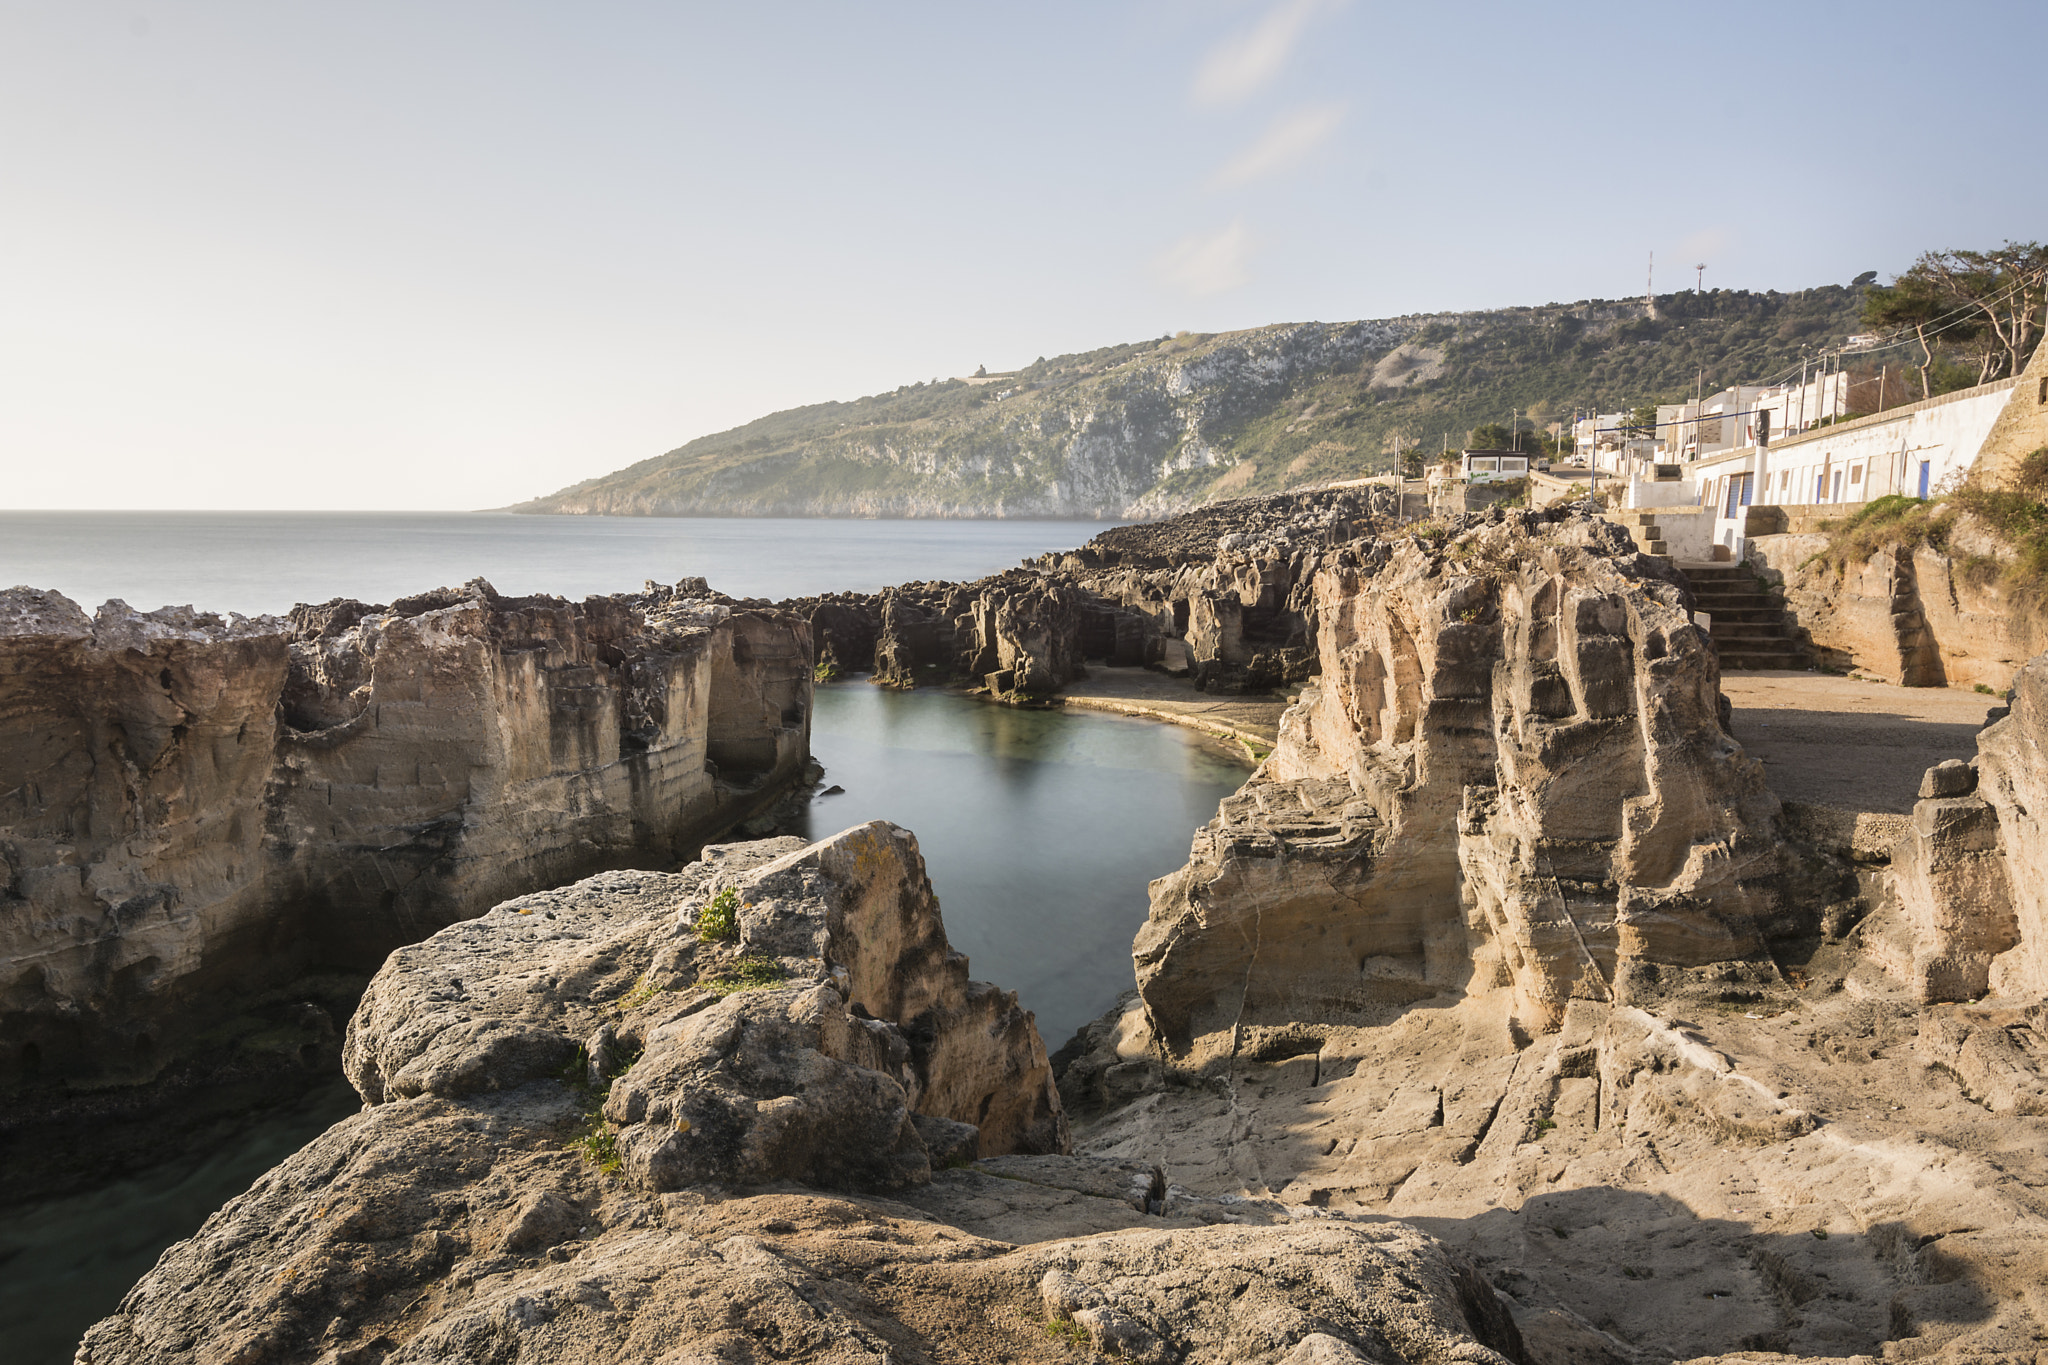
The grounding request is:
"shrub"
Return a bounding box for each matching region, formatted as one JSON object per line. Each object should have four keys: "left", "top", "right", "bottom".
{"left": 696, "top": 886, "right": 740, "bottom": 942}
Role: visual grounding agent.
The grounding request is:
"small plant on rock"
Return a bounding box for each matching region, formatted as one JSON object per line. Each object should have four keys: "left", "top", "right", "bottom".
{"left": 696, "top": 886, "right": 740, "bottom": 942}
{"left": 569, "top": 1109, "right": 621, "bottom": 1175}
{"left": 703, "top": 956, "right": 787, "bottom": 996}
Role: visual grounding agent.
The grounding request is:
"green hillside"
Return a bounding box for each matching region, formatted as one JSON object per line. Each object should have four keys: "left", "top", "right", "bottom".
{"left": 513, "top": 284, "right": 1869, "bottom": 519}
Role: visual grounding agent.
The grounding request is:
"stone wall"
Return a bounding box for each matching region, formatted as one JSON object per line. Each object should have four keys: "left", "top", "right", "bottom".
{"left": 0, "top": 580, "right": 811, "bottom": 1090}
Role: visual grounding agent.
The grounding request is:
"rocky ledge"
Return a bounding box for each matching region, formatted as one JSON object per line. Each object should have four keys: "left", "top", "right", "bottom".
{"left": 79, "top": 822, "right": 1529, "bottom": 1365}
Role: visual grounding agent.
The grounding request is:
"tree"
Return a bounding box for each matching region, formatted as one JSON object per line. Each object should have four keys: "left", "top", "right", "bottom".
{"left": 1863, "top": 276, "right": 1948, "bottom": 399}
{"left": 1626, "top": 404, "right": 1659, "bottom": 438}
{"left": 1470, "top": 422, "right": 1513, "bottom": 448}
{"left": 1883, "top": 242, "right": 2046, "bottom": 385}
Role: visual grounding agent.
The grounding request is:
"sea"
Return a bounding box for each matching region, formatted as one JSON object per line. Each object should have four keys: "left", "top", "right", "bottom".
{"left": 0, "top": 510, "right": 1250, "bottom": 1363}
{"left": 0, "top": 510, "right": 1117, "bottom": 617}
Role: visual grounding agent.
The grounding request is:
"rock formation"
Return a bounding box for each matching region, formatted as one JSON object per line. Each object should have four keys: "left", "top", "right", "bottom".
{"left": 792, "top": 486, "right": 1401, "bottom": 700}
{"left": 1747, "top": 525, "right": 2048, "bottom": 690}
{"left": 0, "top": 579, "right": 811, "bottom": 1107}
{"left": 77, "top": 825, "right": 1531, "bottom": 1365}
{"left": 1050, "top": 506, "right": 2048, "bottom": 1363}
{"left": 1882, "top": 653, "right": 2048, "bottom": 1002}
{"left": 1124, "top": 508, "right": 1791, "bottom": 1064}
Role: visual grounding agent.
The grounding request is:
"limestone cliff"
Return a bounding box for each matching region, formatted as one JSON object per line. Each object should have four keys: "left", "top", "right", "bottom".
{"left": 1126, "top": 508, "right": 1792, "bottom": 1063}
{"left": 1748, "top": 524, "right": 2048, "bottom": 690}
{"left": 0, "top": 579, "right": 811, "bottom": 1099}
{"left": 1882, "top": 652, "right": 2048, "bottom": 1002}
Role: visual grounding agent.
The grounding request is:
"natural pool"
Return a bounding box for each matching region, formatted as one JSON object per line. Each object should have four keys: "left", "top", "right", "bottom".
{"left": 799, "top": 681, "right": 1250, "bottom": 1047}
{"left": 2, "top": 683, "right": 1248, "bottom": 1363}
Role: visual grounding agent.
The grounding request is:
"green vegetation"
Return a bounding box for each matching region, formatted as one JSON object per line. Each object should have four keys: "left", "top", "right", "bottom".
{"left": 1043, "top": 1317, "right": 1088, "bottom": 1347}
{"left": 514, "top": 285, "right": 1872, "bottom": 516}
{"left": 696, "top": 886, "right": 740, "bottom": 942}
{"left": 702, "top": 956, "right": 787, "bottom": 996}
{"left": 560, "top": 1041, "right": 642, "bottom": 1175}
{"left": 1812, "top": 450, "right": 2048, "bottom": 599}
{"left": 569, "top": 1109, "right": 622, "bottom": 1174}
{"left": 615, "top": 977, "right": 668, "bottom": 1012}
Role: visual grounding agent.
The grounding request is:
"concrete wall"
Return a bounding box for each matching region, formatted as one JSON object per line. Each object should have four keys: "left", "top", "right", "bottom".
{"left": 1756, "top": 379, "right": 2018, "bottom": 506}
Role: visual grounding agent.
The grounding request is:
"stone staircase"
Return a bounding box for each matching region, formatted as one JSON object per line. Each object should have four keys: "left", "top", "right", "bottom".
{"left": 1679, "top": 563, "right": 1811, "bottom": 670}
{"left": 1607, "top": 508, "right": 1669, "bottom": 559}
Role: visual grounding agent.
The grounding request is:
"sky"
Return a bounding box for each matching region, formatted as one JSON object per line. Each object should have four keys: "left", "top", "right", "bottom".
{"left": 5, "top": 1, "right": 2044, "bottom": 511}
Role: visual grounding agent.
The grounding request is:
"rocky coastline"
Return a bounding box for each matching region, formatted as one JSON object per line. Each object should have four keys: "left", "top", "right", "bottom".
{"left": 12, "top": 491, "right": 2048, "bottom": 1364}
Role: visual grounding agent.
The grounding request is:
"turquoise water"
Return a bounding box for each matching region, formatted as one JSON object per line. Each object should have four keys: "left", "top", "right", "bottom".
{"left": 0, "top": 510, "right": 1116, "bottom": 617}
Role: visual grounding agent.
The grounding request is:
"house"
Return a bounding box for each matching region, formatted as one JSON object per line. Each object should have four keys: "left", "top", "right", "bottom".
{"left": 1683, "top": 376, "right": 2023, "bottom": 557}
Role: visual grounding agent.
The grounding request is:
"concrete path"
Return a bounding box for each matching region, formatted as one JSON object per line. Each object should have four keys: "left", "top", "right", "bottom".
{"left": 1721, "top": 671, "right": 1999, "bottom": 814}
{"left": 1060, "top": 667, "right": 1287, "bottom": 756}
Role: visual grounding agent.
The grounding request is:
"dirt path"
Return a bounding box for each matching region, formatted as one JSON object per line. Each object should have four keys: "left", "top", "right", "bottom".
{"left": 1720, "top": 671, "right": 1998, "bottom": 813}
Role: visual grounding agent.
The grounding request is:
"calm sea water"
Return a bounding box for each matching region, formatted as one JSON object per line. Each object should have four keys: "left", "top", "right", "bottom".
{"left": 0, "top": 514, "right": 1246, "bottom": 1363}
{"left": 0, "top": 511, "right": 1117, "bottom": 617}
{"left": 802, "top": 681, "right": 1244, "bottom": 1047}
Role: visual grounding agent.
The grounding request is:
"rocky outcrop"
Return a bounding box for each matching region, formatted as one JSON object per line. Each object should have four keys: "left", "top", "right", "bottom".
{"left": 1747, "top": 525, "right": 2048, "bottom": 690}
{"left": 1128, "top": 508, "right": 1792, "bottom": 1064}
{"left": 792, "top": 486, "right": 1401, "bottom": 700}
{"left": 1885, "top": 653, "right": 2048, "bottom": 1000}
{"left": 77, "top": 823, "right": 1533, "bottom": 1365}
{"left": 0, "top": 579, "right": 811, "bottom": 1099}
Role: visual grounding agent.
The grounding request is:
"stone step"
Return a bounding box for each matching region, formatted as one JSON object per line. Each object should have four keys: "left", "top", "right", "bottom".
{"left": 1639, "top": 539, "right": 1669, "bottom": 556}
{"left": 1689, "top": 592, "right": 1784, "bottom": 610}
{"left": 1695, "top": 609, "right": 1794, "bottom": 626}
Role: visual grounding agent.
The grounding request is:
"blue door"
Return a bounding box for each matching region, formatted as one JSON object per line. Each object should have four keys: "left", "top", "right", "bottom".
{"left": 1918, "top": 460, "right": 1930, "bottom": 498}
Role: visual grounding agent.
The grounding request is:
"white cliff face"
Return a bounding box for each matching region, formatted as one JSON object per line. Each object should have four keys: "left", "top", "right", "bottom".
{"left": 0, "top": 580, "right": 812, "bottom": 1091}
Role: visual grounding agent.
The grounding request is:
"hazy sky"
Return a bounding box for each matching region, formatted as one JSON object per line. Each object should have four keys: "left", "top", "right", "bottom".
{"left": 7, "top": 1, "right": 2044, "bottom": 510}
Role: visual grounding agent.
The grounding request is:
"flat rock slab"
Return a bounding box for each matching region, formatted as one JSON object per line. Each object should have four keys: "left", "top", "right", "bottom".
{"left": 1722, "top": 671, "right": 1997, "bottom": 813}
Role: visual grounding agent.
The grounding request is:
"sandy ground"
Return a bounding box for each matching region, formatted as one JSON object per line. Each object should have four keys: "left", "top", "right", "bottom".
{"left": 1060, "top": 666, "right": 1288, "bottom": 751}
{"left": 1720, "top": 671, "right": 1999, "bottom": 814}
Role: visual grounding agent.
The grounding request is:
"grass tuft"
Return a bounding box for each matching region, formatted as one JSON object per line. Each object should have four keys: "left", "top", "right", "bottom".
{"left": 702, "top": 956, "right": 787, "bottom": 996}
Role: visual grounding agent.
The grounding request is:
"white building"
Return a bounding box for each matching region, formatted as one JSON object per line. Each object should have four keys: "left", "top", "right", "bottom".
{"left": 1656, "top": 373, "right": 1851, "bottom": 463}
{"left": 1682, "top": 377, "right": 2022, "bottom": 558}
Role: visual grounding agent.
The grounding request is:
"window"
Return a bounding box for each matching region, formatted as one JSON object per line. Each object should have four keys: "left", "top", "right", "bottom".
{"left": 1816, "top": 471, "right": 1827, "bottom": 502}
{"left": 1850, "top": 464, "right": 1863, "bottom": 486}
